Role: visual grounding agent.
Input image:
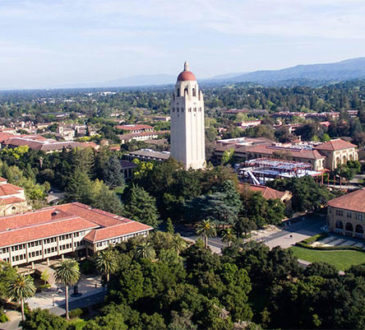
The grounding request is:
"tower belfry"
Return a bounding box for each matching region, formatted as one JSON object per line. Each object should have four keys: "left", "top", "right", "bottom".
{"left": 170, "top": 62, "right": 205, "bottom": 169}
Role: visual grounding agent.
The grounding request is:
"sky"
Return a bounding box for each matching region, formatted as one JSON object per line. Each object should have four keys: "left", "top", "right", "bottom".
{"left": 0, "top": 0, "right": 364, "bottom": 89}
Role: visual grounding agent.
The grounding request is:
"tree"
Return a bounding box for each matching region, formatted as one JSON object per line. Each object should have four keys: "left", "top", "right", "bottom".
{"left": 55, "top": 260, "right": 80, "bottom": 319}
{"left": 65, "top": 168, "right": 93, "bottom": 204}
{"left": 135, "top": 241, "right": 156, "bottom": 260}
{"left": 221, "top": 148, "right": 235, "bottom": 165}
{"left": 6, "top": 274, "right": 36, "bottom": 322}
{"left": 95, "top": 249, "right": 118, "bottom": 283}
{"left": 23, "top": 309, "right": 67, "bottom": 330}
{"left": 166, "top": 218, "right": 175, "bottom": 234}
{"left": 234, "top": 217, "right": 256, "bottom": 237}
{"left": 196, "top": 220, "right": 217, "bottom": 248}
{"left": 102, "top": 156, "right": 125, "bottom": 188}
{"left": 222, "top": 228, "right": 236, "bottom": 247}
{"left": 124, "top": 185, "right": 160, "bottom": 227}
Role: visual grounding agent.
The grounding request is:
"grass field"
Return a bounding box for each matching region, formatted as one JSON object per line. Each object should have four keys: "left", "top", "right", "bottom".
{"left": 290, "top": 246, "right": 365, "bottom": 271}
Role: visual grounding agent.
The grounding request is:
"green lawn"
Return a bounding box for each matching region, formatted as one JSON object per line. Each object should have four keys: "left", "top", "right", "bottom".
{"left": 290, "top": 246, "right": 365, "bottom": 271}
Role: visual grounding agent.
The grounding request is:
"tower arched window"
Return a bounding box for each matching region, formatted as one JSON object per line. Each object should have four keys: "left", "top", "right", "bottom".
{"left": 184, "top": 87, "right": 188, "bottom": 95}
{"left": 177, "top": 88, "right": 180, "bottom": 97}
{"left": 192, "top": 88, "right": 196, "bottom": 97}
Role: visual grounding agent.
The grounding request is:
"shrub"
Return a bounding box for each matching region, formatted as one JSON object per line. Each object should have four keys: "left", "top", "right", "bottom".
{"left": 0, "top": 313, "right": 9, "bottom": 323}
{"left": 69, "top": 308, "right": 83, "bottom": 319}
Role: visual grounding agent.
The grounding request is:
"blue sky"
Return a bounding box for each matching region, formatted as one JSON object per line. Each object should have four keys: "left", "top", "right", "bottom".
{"left": 0, "top": 0, "right": 364, "bottom": 89}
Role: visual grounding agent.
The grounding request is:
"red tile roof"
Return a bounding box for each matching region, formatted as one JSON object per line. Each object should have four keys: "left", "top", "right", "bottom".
{"left": 116, "top": 124, "right": 153, "bottom": 131}
{"left": 315, "top": 139, "right": 357, "bottom": 151}
{"left": 0, "top": 217, "right": 98, "bottom": 247}
{"left": 239, "top": 183, "right": 288, "bottom": 200}
{"left": 0, "top": 197, "right": 25, "bottom": 205}
{"left": 0, "top": 183, "right": 23, "bottom": 197}
{"left": 247, "top": 184, "right": 287, "bottom": 200}
{"left": 245, "top": 145, "right": 324, "bottom": 160}
{"left": 328, "top": 188, "right": 365, "bottom": 213}
{"left": 4, "top": 138, "right": 83, "bottom": 151}
{"left": 0, "top": 202, "right": 153, "bottom": 248}
{"left": 0, "top": 132, "right": 15, "bottom": 143}
{"left": 84, "top": 222, "right": 152, "bottom": 243}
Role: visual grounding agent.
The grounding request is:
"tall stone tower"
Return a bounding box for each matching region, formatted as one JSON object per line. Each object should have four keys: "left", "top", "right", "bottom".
{"left": 170, "top": 62, "right": 205, "bottom": 169}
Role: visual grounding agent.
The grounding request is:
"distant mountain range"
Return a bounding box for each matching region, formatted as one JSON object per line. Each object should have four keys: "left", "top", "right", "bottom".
{"left": 213, "top": 57, "right": 365, "bottom": 86}
{"left": 94, "top": 57, "right": 365, "bottom": 88}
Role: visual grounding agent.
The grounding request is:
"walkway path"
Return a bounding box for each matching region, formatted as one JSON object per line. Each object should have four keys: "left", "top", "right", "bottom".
{"left": 27, "top": 275, "right": 103, "bottom": 312}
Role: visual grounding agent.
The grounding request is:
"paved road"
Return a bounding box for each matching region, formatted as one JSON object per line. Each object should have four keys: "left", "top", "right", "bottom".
{"left": 49, "top": 291, "right": 106, "bottom": 316}
{"left": 176, "top": 215, "right": 326, "bottom": 251}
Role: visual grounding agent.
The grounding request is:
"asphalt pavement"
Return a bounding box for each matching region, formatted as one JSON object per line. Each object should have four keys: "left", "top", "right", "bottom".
{"left": 176, "top": 214, "right": 326, "bottom": 251}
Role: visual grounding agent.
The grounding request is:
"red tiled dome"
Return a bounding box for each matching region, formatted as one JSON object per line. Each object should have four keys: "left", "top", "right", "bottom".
{"left": 177, "top": 70, "right": 196, "bottom": 81}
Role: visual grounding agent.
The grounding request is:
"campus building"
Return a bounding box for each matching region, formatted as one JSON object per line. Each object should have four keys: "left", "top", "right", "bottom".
{"left": 214, "top": 138, "right": 358, "bottom": 172}
{"left": 0, "top": 177, "right": 29, "bottom": 216}
{"left": 314, "top": 139, "right": 358, "bottom": 171}
{"left": 0, "top": 202, "right": 153, "bottom": 267}
{"left": 170, "top": 62, "right": 205, "bottom": 169}
{"left": 327, "top": 188, "right": 365, "bottom": 238}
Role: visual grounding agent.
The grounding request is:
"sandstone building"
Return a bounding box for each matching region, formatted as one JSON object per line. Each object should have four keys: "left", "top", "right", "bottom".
{"left": 327, "top": 188, "right": 365, "bottom": 238}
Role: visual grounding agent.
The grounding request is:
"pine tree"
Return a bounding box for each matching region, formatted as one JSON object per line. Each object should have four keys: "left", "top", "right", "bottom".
{"left": 166, "top": 218, "right": 174, "bottom": 234}
{"left": 102, "top": 156, "right": 124, "bottom": 188}
{"left": 124, "top": 185, "right": 160, "bottom": 227}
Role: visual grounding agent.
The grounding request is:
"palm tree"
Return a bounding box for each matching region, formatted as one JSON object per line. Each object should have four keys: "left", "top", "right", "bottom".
{"left": 95, "top": 250, "right": 118, "bottom": 283}
{"left": 55, "top": 260, "right": 80, "bottom": 320}
{"left": 6, "top": 274, "right": 36, "bottom": 322}
{"left": 196, "top": 219, "right": 217, "bottom": 248}
{"left": 222, "top": 227, "right": 236, "bottom": 247}
{"left": 135, "top": 241, "right": 156, "bottom": 260}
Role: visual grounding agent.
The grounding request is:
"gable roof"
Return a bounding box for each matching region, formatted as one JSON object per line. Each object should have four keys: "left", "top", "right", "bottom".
{"left": 239, "top": 183, "right": 289, "bottom": 200}
{"left": 328, "top": 188, "right": 365, "bottom": 213}
{"left": 315, "top": 139, "right": 357, "bottom": 151}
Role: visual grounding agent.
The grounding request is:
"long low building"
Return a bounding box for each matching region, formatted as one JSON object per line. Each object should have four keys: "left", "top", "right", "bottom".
{"left": 0, "top": 202, "right": 153, "bottom": 267}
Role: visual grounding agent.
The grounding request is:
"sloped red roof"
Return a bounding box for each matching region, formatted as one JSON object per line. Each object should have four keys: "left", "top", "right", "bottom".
{"left": 245, "top": 145, "right": 324, "bottom": 160}
{"left": 239, "top": 183, "right": 288, "bottom": 200}
{"left": 315, "top": 139, "right": 357, "bottom": 151}
{"left": 328, "top": 188, "right": 365, "bottom": 213}
{"left": 0, "top": 132, "right": 15, "bottom": 143}
{"left": 84, "top": 222, "right": 152, "bottom": 243}
{"left": 0, "top": 202, "right": 153, "bottom": 248}
{"left": 0, "top": 197, "right": 25, "bottom": 205}
{"left": 0, "top": 217, "right": 98, "bottom": 247}
{"left": 0, "top": 183, "right": 23, "bottom": 197}
{"left": 248, "top": 185, "right": 287, "bottom": 200}
{"left": 116, "top": 124, "right": 153, "bottom": 131}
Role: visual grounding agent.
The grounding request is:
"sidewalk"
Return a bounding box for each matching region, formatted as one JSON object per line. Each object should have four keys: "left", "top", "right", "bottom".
{"left": 27, "top": 274, "right": 103, "bottom": 310}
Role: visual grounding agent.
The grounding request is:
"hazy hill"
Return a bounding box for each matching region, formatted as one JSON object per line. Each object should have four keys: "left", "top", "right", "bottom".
{"left": 217, "top": 57, "right": 365, "bottom": 85}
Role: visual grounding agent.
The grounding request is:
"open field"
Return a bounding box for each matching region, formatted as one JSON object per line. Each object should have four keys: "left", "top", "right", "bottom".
{"left": 290, "top": 246, "right": 365, "bottom": 271}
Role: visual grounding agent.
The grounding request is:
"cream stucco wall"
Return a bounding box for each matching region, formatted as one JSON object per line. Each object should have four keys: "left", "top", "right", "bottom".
{"left": 170, "top": 76, "right": 205, "bottom": 170}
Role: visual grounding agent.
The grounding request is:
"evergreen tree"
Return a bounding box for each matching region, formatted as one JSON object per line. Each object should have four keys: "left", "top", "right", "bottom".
{"left": 102, "top": 156, "right": 125, "bottom": 188}
{"left": 124, "top": 185, "right": 160, "bottom": 227}
{"left": 65, "top": 169, "right": 93, "bottom": 204}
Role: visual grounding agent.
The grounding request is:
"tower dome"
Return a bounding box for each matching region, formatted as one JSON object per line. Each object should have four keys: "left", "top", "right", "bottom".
{"left": 177, "top": 61, "right": 196, "bottom": 81}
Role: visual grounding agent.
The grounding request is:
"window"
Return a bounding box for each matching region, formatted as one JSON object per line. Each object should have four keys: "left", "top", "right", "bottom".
{"left": 355, "top": 213, "right": 363, "bottom": 221}
{"left": 347, "top": 212, "right": 352, "bottom": 218}
{"left": 336, "top": 210, "right": 344, "bottom": 216}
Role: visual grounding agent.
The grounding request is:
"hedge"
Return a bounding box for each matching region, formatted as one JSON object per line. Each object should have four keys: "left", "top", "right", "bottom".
{"left": 296, "top": 233, "right": 365, "bottom": 253}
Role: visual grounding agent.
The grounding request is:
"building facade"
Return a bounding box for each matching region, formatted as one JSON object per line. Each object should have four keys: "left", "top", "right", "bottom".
{"left": 327, "top": 188, "right": 365, "bottom": 239}
{"left": 0, "top": 202, "right": 153, "bottom": 267}
{"left": 315, "top": 139, "right": 358, "bottom": 170}
{"left": 0, "top": 177, "right": 29, "bottom": 216}
{"left": 170, "top": 62, "right": 205, "bottom": 169}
